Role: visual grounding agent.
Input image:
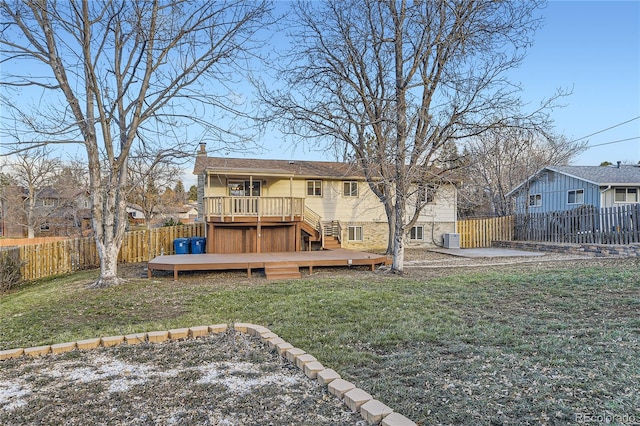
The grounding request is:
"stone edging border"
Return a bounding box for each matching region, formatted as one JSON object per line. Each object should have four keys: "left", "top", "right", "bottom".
{"left": 0, "top": 322, "right": 416, "bottom": 426}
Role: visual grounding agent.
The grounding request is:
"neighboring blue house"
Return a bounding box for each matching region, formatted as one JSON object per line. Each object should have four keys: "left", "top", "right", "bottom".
{"left": 507, "top": 164, "right": 640, "bottom": 214}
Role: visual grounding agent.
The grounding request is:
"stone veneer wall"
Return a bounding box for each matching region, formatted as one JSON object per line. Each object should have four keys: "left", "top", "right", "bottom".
{"left": 340, "top": 221, "right": 456, "bottom": 251}
{"left": 493, "top": 240, "right": 640, "bottom": 257}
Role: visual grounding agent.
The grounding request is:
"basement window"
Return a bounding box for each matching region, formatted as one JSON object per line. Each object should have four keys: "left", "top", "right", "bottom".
{"left": 410, "top": 226, "right": 424, "bottom": 241}
{"left": 347, "top": 226, "right": 363, "bottom": 242}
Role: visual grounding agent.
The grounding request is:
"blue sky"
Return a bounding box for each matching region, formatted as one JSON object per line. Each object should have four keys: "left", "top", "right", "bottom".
{"left": 255, "top": 1, "right": 640, "bottom": 168}
{"left": 2, "top": 1, "right": 639, "bottom": 188}
{"left": 186, "top": 0, "right": 640, "bottom": 185}
{"left": 510, "top": 0, "right": 640, "bottom": 166}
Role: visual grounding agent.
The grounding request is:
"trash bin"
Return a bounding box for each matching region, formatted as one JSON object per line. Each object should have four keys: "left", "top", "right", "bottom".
{"left": 190, "top": 237, "right": 206, "bottom": 254}
{"left": 174, "top": 238, "right": 190, "bottom": 254}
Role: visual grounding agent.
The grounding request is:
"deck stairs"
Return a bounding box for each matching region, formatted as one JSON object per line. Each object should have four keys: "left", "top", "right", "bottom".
{"left": 302, "top": 208, "right": 342, "bottom": 249}
{"left": 265, "top": 262, "right": 302, "bottom": 280}
{"left": 322, "top": 236, "right": 341, "bottom": 249}
{"left": 322, "top": 220, "right": 342, "bottom": 249}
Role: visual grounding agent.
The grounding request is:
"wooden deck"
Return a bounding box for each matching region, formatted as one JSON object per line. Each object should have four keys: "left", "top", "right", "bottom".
{"left": 147, "top": 249, "right": 390, "bottom": 280}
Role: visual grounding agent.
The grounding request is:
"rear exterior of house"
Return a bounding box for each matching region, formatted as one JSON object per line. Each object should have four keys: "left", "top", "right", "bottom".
{"left": 509, "top": 165, "right": 640, "bottom": 214}
{"left": 193, "top": 146, "right": 457, "bottom": 254}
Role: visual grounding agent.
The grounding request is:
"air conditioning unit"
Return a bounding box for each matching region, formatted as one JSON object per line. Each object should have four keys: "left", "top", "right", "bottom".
{"left": 443, "top": 233, "right": 460, "bottom": 249}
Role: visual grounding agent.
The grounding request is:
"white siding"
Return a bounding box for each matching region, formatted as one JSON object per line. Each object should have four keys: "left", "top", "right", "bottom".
{"left": 201, "top": 174, "right": 456, "bottom": 225}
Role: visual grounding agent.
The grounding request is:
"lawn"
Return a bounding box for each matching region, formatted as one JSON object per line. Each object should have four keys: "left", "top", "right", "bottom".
{"left": 1, "top": 258, "right": 639, "bottom": 424}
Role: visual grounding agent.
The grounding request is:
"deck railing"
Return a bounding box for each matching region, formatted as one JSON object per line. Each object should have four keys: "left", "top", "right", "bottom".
{"left": 204, "top": 196, "right": 305, "bottom": 221}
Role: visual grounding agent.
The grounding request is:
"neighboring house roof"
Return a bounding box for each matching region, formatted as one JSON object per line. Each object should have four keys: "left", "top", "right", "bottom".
{"left": 507, "top": 165, "right": 640, "bottom": 197}
{"left": 194, "top": 156, "right": 365, "bottom": 180}
{"left": 37, "top": 186, "right": 60, "bottom": 199}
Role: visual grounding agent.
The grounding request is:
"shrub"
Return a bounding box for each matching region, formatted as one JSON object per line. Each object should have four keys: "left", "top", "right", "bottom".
{"left": 163, "top": 218, "right": 184, "bottom": 227}
{"left": 0, "top": 248, "right": 24, "bottom": 293}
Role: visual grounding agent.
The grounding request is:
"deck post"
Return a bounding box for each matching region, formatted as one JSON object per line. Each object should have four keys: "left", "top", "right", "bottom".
{"left": 257, "top": 222, "right": 262, "bottom": 253}
{"left": 295, "top": 222, "right": 301, "bottom": 252}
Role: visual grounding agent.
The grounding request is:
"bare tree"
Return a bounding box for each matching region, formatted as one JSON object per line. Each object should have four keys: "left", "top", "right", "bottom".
{"left": 127, "top": 150, "right": 182, "bottom": 229}
{"left": 261, "top": 0, "right": 561, "bottom": 272}
{"left": 1, "top": 147, "right": 61, "bottom": 238}
{"left": 1, "top": 0, "right": 272, "bottom": 286}
{"left": 459, "top": 125, "right": 587, "bottom": 217}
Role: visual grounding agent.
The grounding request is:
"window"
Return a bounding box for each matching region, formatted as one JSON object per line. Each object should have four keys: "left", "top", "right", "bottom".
{"left": 347, "top": 225, "right": 363, "bottom": 241}
{"left": 43, "top": 198, "right": 54, "bottom": 207}
{"left": 417, "top": 184, "right": 436, "bottom": 204}
{"left": 615, "top": 188, "right": 638, "bottom": 203}
{"left": 567, "top": 189, "right": 584, "bottom": 204}
{"left": 228, "top": 180, "right": 261, "bottom": 196}
{"left": 343, "top": 181, "right": 358, "bottom": 197}
{"left": 307, "top": 180, "right": 322, "bottom": 197}
{"left": 410, "top": 226, "right": 424, "bottom": 241}
{"left": 529, "top": 194, "right": 542, "bottom": 207}
{"left": 40, "top": 223, "right": 50, "bottom": 231}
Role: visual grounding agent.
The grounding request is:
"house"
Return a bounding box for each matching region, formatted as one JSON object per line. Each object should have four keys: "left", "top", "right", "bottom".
{"left": 0, "top": 185, "right": 92, "bottom": 238}
{"left": 193, "top": 145, "right": 457, "bottom": 254}
{"left": 33, "top": 187, "right": 92, "bottom": 237}
{"left": 126, "top": 204, "right": 147, "bottom": 226}
{"left": 507, "top": 164, "right": 640, "bottom": 214}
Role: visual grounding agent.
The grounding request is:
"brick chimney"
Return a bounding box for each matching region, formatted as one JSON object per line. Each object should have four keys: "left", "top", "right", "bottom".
{"left": 197, "top": 142, "right": 207, "bottom": 157}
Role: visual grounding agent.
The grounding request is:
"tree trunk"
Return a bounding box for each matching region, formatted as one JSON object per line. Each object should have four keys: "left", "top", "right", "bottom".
{"left": 92, "top": 240, "right": 123, "bottom": 288}
{"left": 391, "top": 209, "right": 405, "bottom": 273}
{"left": 88, "top": 163, "right": 128, "bottom": 288}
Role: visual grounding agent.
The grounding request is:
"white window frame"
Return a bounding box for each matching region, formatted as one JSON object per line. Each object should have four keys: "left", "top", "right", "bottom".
{"left": 409, "top": 226, "right": 424, "bottom": 241}
{"left": 417, "top": 184, "right": 436, "bottom": 205}
{"left": 347, "top": 225, "right": 363, "bottom": 242}
{"left": 567, "top": 189, "right": 584, "bottom": 205}
{"left": 343, "top": 181, "right": 359, "bottom": 197}
{"left": 529, "top": 193, "right": 542, "bottom": 207}
{"left": 306, "top": 180, "right": 323, "bottom": 197}
{"left": 614, "top": 187, "right": 638, "bottom": 203}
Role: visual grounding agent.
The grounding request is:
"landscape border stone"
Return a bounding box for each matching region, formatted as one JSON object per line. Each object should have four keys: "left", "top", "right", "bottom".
{"left": 0, "top": 322, "right": 416, "bottom": 425}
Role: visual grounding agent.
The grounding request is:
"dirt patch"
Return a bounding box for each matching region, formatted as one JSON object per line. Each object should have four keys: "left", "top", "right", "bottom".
{"left": 0, "top": 330, "right": 366, "bottom": 425}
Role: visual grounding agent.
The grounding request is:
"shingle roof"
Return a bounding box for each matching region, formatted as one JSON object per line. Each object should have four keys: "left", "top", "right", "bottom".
{"left": 506, "top": 164, "right": 640, "bottom": 197}
{"left": 547, "top": 165, "right": 640, "bottom": 185}
{"left": 193, "top": 156, "right": 365, "bottom": 179}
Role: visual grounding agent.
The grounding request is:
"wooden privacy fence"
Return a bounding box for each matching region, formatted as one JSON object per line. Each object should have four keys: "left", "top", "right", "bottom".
{"left": 16, "top": 223, "right": 204, "bottom": 281}
{"left": 457, "top": 216, "right": 515, "bottom": 248}
{"left": 515, "top": 204, "right": 640, "bottom": 244}
{"left": 0, "top": 236, "right": 69, "bottom": 247}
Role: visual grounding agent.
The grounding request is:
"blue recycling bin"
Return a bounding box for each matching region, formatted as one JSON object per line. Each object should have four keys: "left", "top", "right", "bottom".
{"left": 190, "top": 237, "right": 206, "bottom": 254}
{"left": 174, "top": 238, "right": 190, "bottom": 254}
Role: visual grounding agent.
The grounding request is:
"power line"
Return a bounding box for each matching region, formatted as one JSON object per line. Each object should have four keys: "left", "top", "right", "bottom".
{"left": 587, "top": 136, "right": 640, "bottom": 148}
{"left": 571, "top": 116, "right": 640, "bottom": 143}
